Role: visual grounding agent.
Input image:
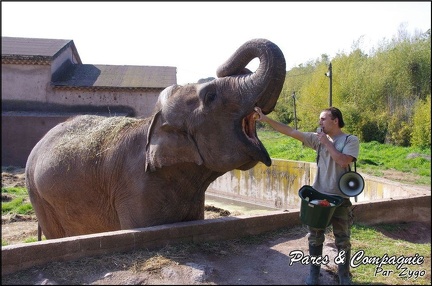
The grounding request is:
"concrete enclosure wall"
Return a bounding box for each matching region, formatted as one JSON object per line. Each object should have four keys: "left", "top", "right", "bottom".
{"left": 208, "top": 159, "right": 430, "bottom": 210}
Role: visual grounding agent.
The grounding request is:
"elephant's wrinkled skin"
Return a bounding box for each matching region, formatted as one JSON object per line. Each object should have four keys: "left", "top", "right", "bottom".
{"left": 25, "top": 38, "right": 286, "bottom": 239}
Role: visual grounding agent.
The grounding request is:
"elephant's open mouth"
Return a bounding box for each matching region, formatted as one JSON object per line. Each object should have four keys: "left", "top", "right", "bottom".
{"left": 239, "top": 111, "right": 271, "bottom": 167}
{"left": 242, "top": 112, "right": 260, "bottom": 145}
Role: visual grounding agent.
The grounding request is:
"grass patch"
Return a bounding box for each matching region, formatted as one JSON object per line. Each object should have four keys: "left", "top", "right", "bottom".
{"left": 350, "top": 224, "right": 431, "bottom": 285}
{"left": 1, "top": 187, "right": 33, "bottom": 216}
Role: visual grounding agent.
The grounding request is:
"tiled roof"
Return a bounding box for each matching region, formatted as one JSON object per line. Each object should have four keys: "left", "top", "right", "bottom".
{"left": 52, "top": 64, "right": 177, "bottom": 89}
{"left": 1, "top": 36, "right": 81, "bottom": 64}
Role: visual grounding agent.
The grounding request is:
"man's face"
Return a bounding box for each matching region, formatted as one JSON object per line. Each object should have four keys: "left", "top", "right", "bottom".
{"left": 318, "top": 111, "right": 338, "bottom": 134}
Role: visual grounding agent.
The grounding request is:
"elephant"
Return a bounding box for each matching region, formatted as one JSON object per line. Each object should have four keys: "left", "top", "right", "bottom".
{"left": 25, "top": 38, "right": 286, "bottom": 239}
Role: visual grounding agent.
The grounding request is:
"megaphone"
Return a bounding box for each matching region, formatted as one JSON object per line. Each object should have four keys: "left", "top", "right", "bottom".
{"left": 338, "top": 161, "right": 364, "bottom": 198}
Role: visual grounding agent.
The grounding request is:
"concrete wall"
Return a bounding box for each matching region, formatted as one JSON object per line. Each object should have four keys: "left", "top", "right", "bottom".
{"left": 2, "top": 194, "right": 430, "bottom": 276}
{"left": 1, "top": 112, "right": 73, "bottom": 167}
{"left": 2, "top": 64, "right": 51, "bottom": 102}
{"left": 208, "top": 159, "right": 430, "bottom": 209}
{"left": 2, "top": 62, "right": 161, "bottom": 119}
{"left": 47, "top": 88, "right": 160, "bottom": 118}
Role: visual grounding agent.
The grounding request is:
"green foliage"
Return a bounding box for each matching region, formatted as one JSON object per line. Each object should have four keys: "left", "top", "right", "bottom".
{"left": 258, "top": 130, "right": 316, "bottom": 162}
{"left": 411, "top": 95, "right": 431, "bottom": 148}
{"left": 387, "top": 111, "right": 412, "bottom": 146}
{"left": 272, "top": 100, "right": 295, "bottom": 125}
{"left": 360, "top": 119, "right": 387, "bottom": 143}
{"left": 276, "top": 27, "right": 431, "bottom": 146}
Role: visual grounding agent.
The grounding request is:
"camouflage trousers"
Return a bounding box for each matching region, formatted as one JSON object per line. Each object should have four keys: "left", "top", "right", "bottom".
{"left": 307, "top": 198, "right": 353, "bottom": 251}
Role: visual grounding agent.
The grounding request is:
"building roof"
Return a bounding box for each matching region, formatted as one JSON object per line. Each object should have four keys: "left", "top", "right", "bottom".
{"left": 2, "top": 36, "right": 177, "bottom": 89}
{"left": 52, "top": 64, "right": 177, "bottom": 89}
{"left": 1, "top": 36, "right": 82, "bottom": 64}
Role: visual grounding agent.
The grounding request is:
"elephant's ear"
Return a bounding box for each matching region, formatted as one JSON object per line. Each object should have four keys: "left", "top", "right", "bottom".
{"left": 145, "top": 111, "right": 203, "bottom": 172}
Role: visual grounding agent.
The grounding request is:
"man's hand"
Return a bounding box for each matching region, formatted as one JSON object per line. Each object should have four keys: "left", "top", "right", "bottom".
{"left": 317, "top": 130, "right": 331, "bottom": 146}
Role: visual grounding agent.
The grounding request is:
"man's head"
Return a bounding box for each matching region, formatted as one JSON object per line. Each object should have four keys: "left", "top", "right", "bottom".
{"left": 319, "top": 107, "right": 345, "bottom": 135}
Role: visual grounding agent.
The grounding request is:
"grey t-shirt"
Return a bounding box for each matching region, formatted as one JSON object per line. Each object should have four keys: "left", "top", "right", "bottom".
{"left": 303, "top": 132, "right": 359, "bottom": 198}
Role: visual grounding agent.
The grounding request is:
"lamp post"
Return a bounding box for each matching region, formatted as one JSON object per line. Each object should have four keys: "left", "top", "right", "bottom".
{"left": 292, "top": 91, "right": 298, "bottom": 130}
{"left": 325, "top": 62, "right": 332, "bottom": 107}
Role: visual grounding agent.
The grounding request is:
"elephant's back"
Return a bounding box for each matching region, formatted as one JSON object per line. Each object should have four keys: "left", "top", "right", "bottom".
{"left": 42, "top": 115, "right": 142, "bottom": 158}
{"left": 27, "top": 115, "right": 145, "bottom": 185}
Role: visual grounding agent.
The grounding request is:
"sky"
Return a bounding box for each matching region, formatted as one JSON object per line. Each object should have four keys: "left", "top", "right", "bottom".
{"left": 2, "top": 2, "right": 431, "bottom": 85}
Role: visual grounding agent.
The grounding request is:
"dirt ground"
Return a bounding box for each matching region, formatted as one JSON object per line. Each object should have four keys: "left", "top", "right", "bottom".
{"left": 1, "top": 166, "right": 431, "bottom": 285}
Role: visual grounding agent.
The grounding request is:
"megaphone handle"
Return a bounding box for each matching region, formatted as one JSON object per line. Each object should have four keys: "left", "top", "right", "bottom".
{"left": 354, "top": 161, "right": 358, "bottom": 202}
{"left": 349, "top": 160, "right": 357, "bottom": 172}
{"left": 354, "top": 161, "right": 359, "bottom": 202}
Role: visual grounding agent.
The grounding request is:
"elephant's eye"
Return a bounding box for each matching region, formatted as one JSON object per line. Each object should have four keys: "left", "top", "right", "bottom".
{"left": 205, "top": 92, "right": 216, "bottom": 104}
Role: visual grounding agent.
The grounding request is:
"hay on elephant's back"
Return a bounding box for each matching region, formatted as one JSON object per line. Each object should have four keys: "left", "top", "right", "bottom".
{"left": 54, "top": 115, "right": 145, "bottom": 159}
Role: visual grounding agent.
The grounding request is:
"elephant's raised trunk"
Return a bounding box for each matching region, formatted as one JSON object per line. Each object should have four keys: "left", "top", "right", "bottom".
{"left": 216, "top": 38, "right": 286, "bottom": 114}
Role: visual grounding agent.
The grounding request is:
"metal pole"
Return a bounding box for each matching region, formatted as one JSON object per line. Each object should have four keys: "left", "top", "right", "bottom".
{"left": 328, "top": 62, "right": 332, "bottom": 107}
{"left": 292, "top": 91, "right": 298, "bottom": 130}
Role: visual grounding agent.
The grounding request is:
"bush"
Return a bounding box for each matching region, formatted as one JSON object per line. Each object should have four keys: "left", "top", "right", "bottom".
{"left": 411, "top": 95, "right": 431, "bottom": 148}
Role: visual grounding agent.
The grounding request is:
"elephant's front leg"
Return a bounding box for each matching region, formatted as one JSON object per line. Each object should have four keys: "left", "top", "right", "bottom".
{"left": 114, "top": 191, "right": 204, "bottom": 229}
{"left": 183, "top": 192, "right": 206, "bottom": 221}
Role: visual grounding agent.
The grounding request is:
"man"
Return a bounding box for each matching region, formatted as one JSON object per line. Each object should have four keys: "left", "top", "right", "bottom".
{"left": 254, "top": 106, "right": 359, "bottom": 285}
